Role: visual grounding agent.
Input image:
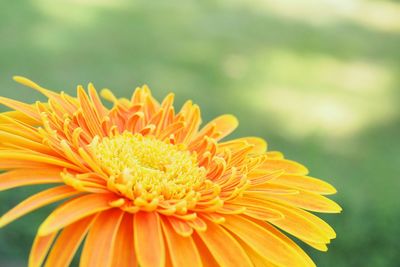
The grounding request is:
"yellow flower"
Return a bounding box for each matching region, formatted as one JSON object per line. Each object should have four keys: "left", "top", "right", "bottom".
{"left": 0, "top": 76, "right": 341, "bottom": 267}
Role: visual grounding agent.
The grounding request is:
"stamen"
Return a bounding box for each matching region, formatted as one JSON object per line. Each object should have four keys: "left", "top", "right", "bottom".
{"left": 90, "top": 132, "right": 206, "bottom": 200}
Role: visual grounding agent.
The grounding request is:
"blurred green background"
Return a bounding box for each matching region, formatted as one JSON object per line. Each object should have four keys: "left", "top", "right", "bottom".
{"left": 0, "top": 0, "right": 399, "bottom": 266}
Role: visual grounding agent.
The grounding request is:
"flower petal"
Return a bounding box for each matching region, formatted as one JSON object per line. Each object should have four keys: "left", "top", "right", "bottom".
{"left": 259, "top": 186, "right": 342, "bottom": 213}
{"left": 45, "top": 215, "right": 96, "bottom": 267}
{"left": 0, "top": 110, "right": 39, "bottom": 125}
{"left": 250, "top": 200, "right": 332, "bottom": 243}
{"left": 111, "top": 213, "right": 137, "bottom": 267}
{"left": 273, "top": 174, "right": 337, "bottom": 195}
{"left": 238, "top": 239, "right": 279, "bottom": 267}
{"left": 253, "top": 219, "right": 316, "bottom": 267}
{"left": 80, "top": 209, "right": 124, "bottom": 267}
{"left": 38, "top": 193, "right": 115, "bottom": 236}
{"left": 0, "top": 96, "right": 41, "bottom": 122}
{"left": 0, "top": 150, "right": 81, "bottom": 171}
{"left": 196, "top": 219, "right": 253, "bottom": 267}
{"left": 0, "top": 185, "right": 78, "bottom": 228}
{"left": 222, "top": 215, "right": 311, "bottom": 267}
{"left": 0, "top": 169, "right": 63, "bottom": 191}
{"left": 29, "top": 231, "right": 58, "bottom": 267}
{"left": 167, "top": 216, "right": 193, "bottom": 237}
{"left": 161, "top": 217, "right": 202, "bottom": 267}
{"left": 134, "top": 212, "right": 165, "bottom": 267}
{"left": 192, "top": 233, "right": 220, "bottom": 267}
{"left": 197, "top": 114, "right": 238, "bottom": 141}
{"left": 261, "top": 159, "right": 309, "bottom": 175}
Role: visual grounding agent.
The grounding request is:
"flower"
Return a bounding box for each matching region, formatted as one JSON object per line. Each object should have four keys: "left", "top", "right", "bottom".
{"left": 0, "top": 76, "right": 341, "bottom": 267}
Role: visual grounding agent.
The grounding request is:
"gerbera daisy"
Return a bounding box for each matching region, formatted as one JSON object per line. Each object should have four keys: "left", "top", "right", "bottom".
{"left": 0, "top": 76, "right": 341, "bottom": 267}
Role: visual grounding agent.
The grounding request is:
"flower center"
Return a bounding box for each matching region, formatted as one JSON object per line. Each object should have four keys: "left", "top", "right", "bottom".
{"left": 90, "top": 132, "right": 206, "bottom": 200}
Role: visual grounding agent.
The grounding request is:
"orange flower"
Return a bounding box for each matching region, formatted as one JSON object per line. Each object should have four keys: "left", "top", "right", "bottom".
{"left": 0, "top": 77, "right": 341, "bottom": 267}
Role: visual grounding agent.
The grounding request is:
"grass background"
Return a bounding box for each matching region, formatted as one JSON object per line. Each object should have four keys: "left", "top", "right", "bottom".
{"left": 0, "top": 0, "right": 399, "bottom": 266}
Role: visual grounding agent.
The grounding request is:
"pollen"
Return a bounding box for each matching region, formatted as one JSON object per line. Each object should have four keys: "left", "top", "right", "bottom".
{"left": 90, "top": 132, "right": 206, "bottom": 200}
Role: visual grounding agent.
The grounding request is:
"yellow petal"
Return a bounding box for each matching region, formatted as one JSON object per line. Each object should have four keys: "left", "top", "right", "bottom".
{"left": 266, "top": 151, "right": 284, "bottom": 159}
{"left": 273, "top": 174, "right": 337, "bottom": 195}
{"left": 238, "top": 239, "right": 279, "bottom": 267}
{"left": 302, "top": 240, "right": 329, "bottom": 252}
{"left": 0, "top": 185, "right": 78, "bottom": 228}
{"left": 134, "top": 212, "right": 165, "bottom": 267}
{"left": 259, "top": 185, "right": 342, "bottom": 213}
{"left": 0, "top": 130, "right": 53, "bottom": 154}
{"left": 261, "top": 159, "right": 309, "bottom": 175}
{"left": 222, "top": 215, "right": 312, "bottom": 267}
{"left": 0, "top": 110, "right": 39, "bottom": 125}
{"left": 253, "top": 219, "right": 316, "bottom": 267}
{"left": 257, "top": 200, "right": 332, "bottom": 243}
{"left": 80, "top": 209, "right": 124, "bottom": 267}
{"left": 0, "top": 96, "right": 41, "bottom": 122}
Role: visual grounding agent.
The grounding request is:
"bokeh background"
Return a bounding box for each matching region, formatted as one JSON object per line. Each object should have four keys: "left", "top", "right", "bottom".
{"left": 0, "top": 0, "right": 399, "bottom": 266}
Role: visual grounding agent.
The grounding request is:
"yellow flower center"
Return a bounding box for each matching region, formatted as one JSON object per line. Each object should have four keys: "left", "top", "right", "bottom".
{"left": 91, "top": 132, "right": 206, "bottom": 200}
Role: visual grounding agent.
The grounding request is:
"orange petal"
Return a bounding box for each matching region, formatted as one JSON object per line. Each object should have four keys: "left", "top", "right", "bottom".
{"left": 38, "top": 193, "right": 115, "bottom": 236}
{"left": 29, "top": 231, "right": 58, "bottom": 267}
{"left": 222, "top": 215, "right": 311, "bottom": 267}
{"left": 0, "top": 150, "right": 81, "bottom": 171}
{"left": 0, "top": 169, "right": 63, "bottom": 191}
{"left": 88, "top": 83, "right": 108, "bottom": 118}
{"left": 161, "top": 218, "right": 202, "bottom": 267}
{"left": 197, "top": 115, "right": 238, "bottom": 141}
{"left": 77, "top": 85, "right": 104, "bottom": 137}
{"left": 0, "top": 185, "right": 78, "bottom": 228}
{"left": 111, "top": 213, "right": 137, "bottom": 267}
{"left": 192, "top": 233, "right": 219, "bottom": 267}
{"left": 80, "top": 209, "right": 124, "bottom": 267}
{"left": 167, "top": 216, "right": 193, "bottom": 237}
{"left": 134, "top": 212, "right": 165, "bottom": 267}
{"left": 196, "top": 219, "right": 253, "bottom": 267}
{"left": 45, "top": 215, "right": 96, "bottom": 267}
{"left": 273, "top": 174, "right": 337, "bottom": 195}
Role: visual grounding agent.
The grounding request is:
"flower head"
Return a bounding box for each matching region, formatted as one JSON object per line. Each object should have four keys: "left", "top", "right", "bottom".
{"left": 0, "top": 77, "right": 341, "bottom": 267}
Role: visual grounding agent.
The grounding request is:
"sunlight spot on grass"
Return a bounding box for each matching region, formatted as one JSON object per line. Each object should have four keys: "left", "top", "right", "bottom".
{"left": 222, "top": 54, "right": 249, "bottom": 79}
{"left": 246, "top": 51, "right": 397, "bottom": 140}
{"left": 32, "top": 0, "right": 99, "bottom": 26}
{"left": 251, "top": 0, "right": 400, "bottom": 33}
